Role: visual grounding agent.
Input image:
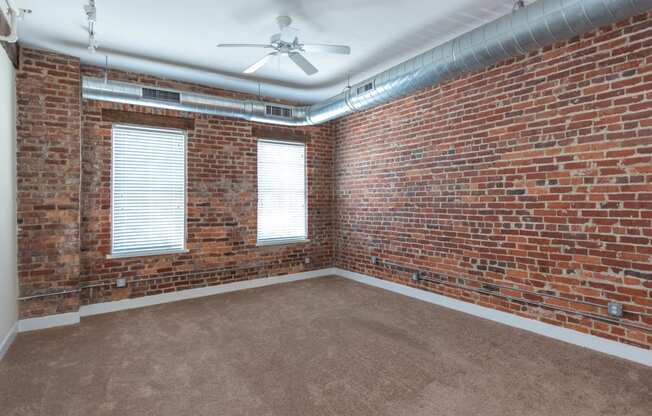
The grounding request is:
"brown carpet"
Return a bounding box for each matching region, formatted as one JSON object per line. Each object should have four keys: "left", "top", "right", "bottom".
{"left": 1, "top": 276, "right": 651, "bottom": 416}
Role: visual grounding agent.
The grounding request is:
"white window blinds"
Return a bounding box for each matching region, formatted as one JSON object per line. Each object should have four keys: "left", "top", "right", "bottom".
{"left": 111, "top": 125, "right": 186, "bottom": 257}
{"left": 257, "top": 139, "right": 307, "bottom": 245}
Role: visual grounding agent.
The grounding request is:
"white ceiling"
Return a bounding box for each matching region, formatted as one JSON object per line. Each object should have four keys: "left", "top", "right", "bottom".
{"left": 13, "top": 0, "right": 515, "bottom": 103}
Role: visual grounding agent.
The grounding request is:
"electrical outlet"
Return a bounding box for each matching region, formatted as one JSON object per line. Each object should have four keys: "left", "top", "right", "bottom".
{"left": 371, "top": 256, "right": 380, "bottom": 265}
{"left": 411, "top": 271, "right": 421, "bottom": 282}
{"left": 608, "top": 302, "right": 623, "bottom": 317}
{"left": 304, "top": 257, "right": 310, "bottom": 264}
{"left": 116, "top": 278, "right": 127, "bottom": 288}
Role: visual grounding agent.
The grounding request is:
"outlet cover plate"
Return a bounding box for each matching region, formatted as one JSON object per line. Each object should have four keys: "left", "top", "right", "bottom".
{"left": 608, "top": 301, "right": 623, "bottom": 317}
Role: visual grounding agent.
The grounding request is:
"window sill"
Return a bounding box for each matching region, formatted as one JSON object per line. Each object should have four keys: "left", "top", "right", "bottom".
{"left": 107, "top": 249, "right": 189, "bottom": 260}
{"left": 256, "top": 238, "right": 310, "bottom": 247}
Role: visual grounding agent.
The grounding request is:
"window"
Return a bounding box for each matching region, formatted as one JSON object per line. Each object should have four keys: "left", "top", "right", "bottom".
{"left": 111, "top": 125, "right": 186, "bottom": 257}
{"left": 257, "top": 139, "right": 307, "bottom": 245}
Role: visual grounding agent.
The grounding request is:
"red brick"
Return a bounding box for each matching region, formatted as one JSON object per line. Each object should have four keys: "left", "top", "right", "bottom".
{"left": 334, "top": 13, "right": 652, "bottom": 349}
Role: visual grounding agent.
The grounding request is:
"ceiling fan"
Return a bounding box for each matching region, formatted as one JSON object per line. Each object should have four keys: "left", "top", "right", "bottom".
{"left": 217, "top": 16, "right": 351, "bottom": 76}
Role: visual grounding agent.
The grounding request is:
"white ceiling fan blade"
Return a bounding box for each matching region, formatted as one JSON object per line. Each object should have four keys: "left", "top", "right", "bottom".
{"left": 217, "top": 43, "right": 273, "bottom": 49}
{"left": 288, "top": 52, "right": 318, "bottom": 76}
{"left": 279, "top": 26, "right": 299, "bottom": 43}
{"left": 243, "top": 52, "right": 277, "bottom": 74}
{"left": 301, "top": 44, "right": 351, "bottom": 55}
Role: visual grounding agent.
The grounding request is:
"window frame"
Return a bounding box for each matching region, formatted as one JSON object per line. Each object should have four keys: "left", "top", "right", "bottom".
{"left": 108, "top": 123, "right": 189, "bottom": 259}
{"left": 256, "top": 138, "right": 309, "bottom": 247}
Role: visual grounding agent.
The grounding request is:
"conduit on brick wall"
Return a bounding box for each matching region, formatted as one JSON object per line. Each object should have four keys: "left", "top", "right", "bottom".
{"left": 376, "top": 258, "right": 652, "bottom": 332}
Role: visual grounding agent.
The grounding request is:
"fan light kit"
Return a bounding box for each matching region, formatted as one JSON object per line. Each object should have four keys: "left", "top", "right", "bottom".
{"left": 217, "top": 15, "right": 351, "bottom": 76}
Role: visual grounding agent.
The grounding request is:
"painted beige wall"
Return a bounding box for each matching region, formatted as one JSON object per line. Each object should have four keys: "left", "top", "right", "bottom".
{"left": 0, "top": 47, "right": 18, "bottom": 347}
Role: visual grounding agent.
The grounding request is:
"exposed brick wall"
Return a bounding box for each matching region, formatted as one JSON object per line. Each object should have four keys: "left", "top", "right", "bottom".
{"left": 334, "top": 14, "right": 652, "bottom": 349}
{"left": 16, "top": 48, "right": 81, "bottom": 318}
{"left": 16, "top": 48, "right": 333, "bottom": 315}
{"left": 78, "top": 68, "right": 333, "bottom": 305}
{"left": 15, "top": 12, "right": 652, "bottom": 352}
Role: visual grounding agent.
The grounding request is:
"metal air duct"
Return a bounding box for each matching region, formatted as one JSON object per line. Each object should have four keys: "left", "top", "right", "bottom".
{"left": 82, "top": 0, "right": 652, "bottom": 126}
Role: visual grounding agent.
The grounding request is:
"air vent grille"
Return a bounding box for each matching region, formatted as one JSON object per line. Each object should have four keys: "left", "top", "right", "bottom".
{"left": 356, "top": 82, "right": 374, "bottom": 95}
{"left": 142, "top": 87, "right": 181, "bottom": 103}
{"left": 265, "top": 105, "right": 292, "bottom": 118}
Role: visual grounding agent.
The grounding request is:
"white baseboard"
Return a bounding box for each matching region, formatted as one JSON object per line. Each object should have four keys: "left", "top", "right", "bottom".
{"left": 0, "top": 322, "right": 17, "bottom": 361}
{"left": 17, "top": 268, "right": 336, "bottom": 331}
{"left": 14, "top": 266, "right": 651, "bottom": 368}
{"left": 79, "top": 267, "right": 336, "bottom": 317}
{"left": 334, "top": 268, "right": 652, "bottom": 368}
{"left": 17, "top": 312, "right": 80, "bottom": 333}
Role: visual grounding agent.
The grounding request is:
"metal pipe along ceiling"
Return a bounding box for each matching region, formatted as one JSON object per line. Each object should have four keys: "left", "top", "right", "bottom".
{"left": 82, "top": 0, "right": 652, "bottom": 126}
